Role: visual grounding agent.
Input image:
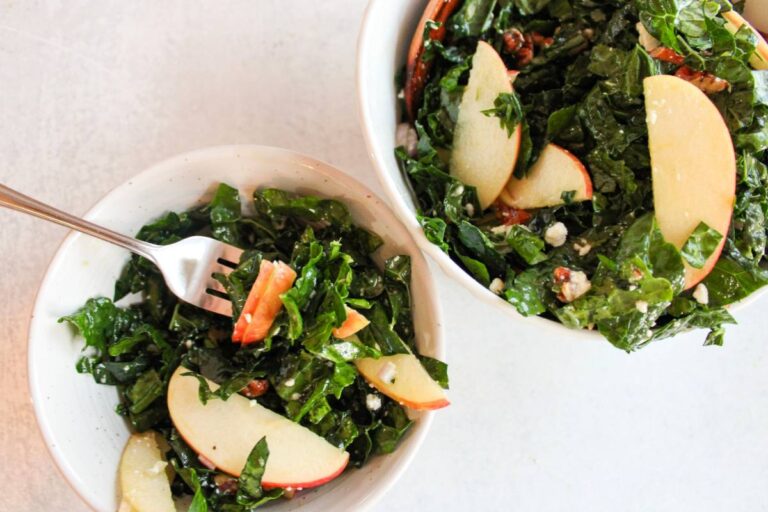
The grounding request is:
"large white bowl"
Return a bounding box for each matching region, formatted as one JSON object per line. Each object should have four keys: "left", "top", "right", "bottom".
{"left": 355, "top": 0, "right": 765, "bottom": 337}
{"left": 28, "top": 145, "right": 444, "bottom": 512}
{"left": 355, "top": 0, "right": 595, "bottom": 339}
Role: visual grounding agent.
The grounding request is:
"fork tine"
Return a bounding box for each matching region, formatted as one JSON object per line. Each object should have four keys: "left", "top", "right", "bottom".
{"left": 197, "top": 293, "right": 233, "bottom": 317}
{"left": 206, "top": 277, "right": 228, "bottom": 295}
{"left": 218, "top": 244, "right": 244, "bottom": 266}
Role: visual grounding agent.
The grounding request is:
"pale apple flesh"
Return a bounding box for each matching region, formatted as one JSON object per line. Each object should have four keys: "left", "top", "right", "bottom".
{"left": 501, "top": 143, "right": 593, "bottom": 210}
{"left": 644, "top": 75, "right": 736, "bottom": 289}
{"left": 722, "top": 10, "right": 768, "bottom": 70}
{"left": 450, "top": 40, "right": 522, "bottom": 210}
{"left": 355, "top": 354, "right": 449, "bottom": 410}
{"left": 119, "top": 432, "right": 175, "bottom": 512}
{"left": 167, "top": 367, "right": 349, "bottom": 489}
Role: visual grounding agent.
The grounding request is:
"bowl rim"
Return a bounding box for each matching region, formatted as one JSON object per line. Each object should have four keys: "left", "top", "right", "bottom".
{"left": 27, "top": 144, "right": 444, "bottom": 511}
{"left": 354, "top": 0, "right": 765, "bottom": 343}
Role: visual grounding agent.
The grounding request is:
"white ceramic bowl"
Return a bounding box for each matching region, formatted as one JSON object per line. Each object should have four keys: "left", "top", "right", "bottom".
{"left": 355, "top": 0, "right": 765, "bottom": 336}
{"left": 355, "top": 0, "right": 594, "bottom": 339}
{"left": 28, "top": 145, "right": 444, "bottom": 512}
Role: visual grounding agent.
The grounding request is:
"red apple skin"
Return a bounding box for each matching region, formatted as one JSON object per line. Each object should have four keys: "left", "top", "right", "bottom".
{"left": 405, "top": 0, "right": 461, "bottom": 120}
{"left": 561, "top": 145, "right": 593, "bottom": 199}
{"left": 261, "top": 461, "right": 349, "bottom": 491}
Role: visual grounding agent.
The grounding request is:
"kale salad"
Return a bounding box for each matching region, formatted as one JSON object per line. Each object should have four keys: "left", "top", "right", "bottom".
{"left": 61, "top": 184, "right": 449, "bottom": 510}
{"left": 395, "top": 0, "right": 768, "bottom": 351}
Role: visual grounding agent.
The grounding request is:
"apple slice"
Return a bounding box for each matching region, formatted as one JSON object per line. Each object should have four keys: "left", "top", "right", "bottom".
{"left": 355, "top": 354, "right": 449, "bottom": 410}
{"left": 722, "top": 10, "right": 768, "bottom": 70}
{"left": 501, "top": 144, "right": 592, "bottom": 210}
{"left": 404, "top": 0, "right": 461, "bottom": 120}
{"left": 167, "top": 366, "right": 349, "bottom": 489}
{"left": 119, "top": 432, "right": 175, "bottom": 512}
{"left": 332, "top": 306, "right": 370, "bottom": 339}
{"left": 450, "top": 41, "right": 523, "bottom": 209}
{"left": 241, "top": 261, "right": 297, "bottom": 344}
{"left": 644, "top": 75, "right": 736, "bottom": 289}
{"left": 232, "top": 259, "right": 275, "bottom": 342}
{"left": 743, "top": 0, "right": 768, "bottom": 33}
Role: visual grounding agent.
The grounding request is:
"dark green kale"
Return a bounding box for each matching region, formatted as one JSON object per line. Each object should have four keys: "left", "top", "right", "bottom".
{"left": 395, "top": 0, "right": 768, "bottom": 350}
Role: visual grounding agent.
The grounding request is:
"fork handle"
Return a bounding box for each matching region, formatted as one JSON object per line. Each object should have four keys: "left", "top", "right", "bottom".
{"left": 0, "top": 183, "right": 157, "bottom": 261}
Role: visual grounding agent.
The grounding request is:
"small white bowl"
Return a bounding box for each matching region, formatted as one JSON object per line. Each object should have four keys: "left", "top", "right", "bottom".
{"left": 355, "top": 0, "right": 764, "bottom": 338}
{"left": 28, "top": 145, "right": 444, "bottom": 512}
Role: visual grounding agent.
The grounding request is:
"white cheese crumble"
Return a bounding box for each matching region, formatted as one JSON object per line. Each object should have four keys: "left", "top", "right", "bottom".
{"left": 635, "top": 300, "right": 649, "bottom": 313}
{"left": 366, "top": 393, "right": 382, "bottom": 411}
{"left": 244, "top": 313, "right": 253, "bottom": 324}
{"left": 249, "top": 400, "right": 257, "bottom": 408}
{"left": 490, "top": 224, "right": 513, "bottom": 237}
{"left": 452, "top": 185, "right": 465, "bottom": 196}
{"left": 693, "top": 283, "right": 709, "bottom": 305}
{"left": 464, "top": 203, "right": 475, "bottom": 217}
{"left": 573, "top": 239, "right": 592, "bottom": 256}
{"left": 395, "top": 123, "right": 419, "bottom": 157}
{"left": 544, "top": 222, "right": 568, "bottom": 247}
{"left": 146, "top": 460, "right": 167, "bottom": 475}
{"left": 377, "top": 362, "right": 397, "bottom": 384}
{"left": 489, "top": 278, "right": 505, "bottom": 295}
{"left": 184, "top": 340, "right": 193, "bottom": 349}
{"left": 559, "top": 270, "right": 592, "bottom": 303}
{"left": 291, "top": 392, "right": 300, "bottom": 401}
{"left": 284, "top": 378, "right": 295, "bottom": 387}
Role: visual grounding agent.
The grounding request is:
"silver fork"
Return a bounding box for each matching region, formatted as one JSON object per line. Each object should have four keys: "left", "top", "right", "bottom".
{"left": 0, "top": 184, "right": 243, "bottom": 317}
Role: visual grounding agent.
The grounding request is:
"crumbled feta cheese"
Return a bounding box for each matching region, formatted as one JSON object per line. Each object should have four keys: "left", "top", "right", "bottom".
{"left": 395, "top": 123, "right": 419, "bottom": 157}
{"left": 646, "top": 329, "right": 654, "bottom": 337}
{"left": 544, "top": 222, "right": 568, "bottom": 247}
{"left": 291, "top": 392, "right": 300, "bottom": 401}
{"left": 249, "top": 400, "right": 257, "bottom": 408}
{"left": 377, "top": 362, "right": 397, "bottom": 384}
{"left": 366, "top": 393, "right": 382, "bottom": 411}
{"left": 146, "top": 460, "right": 167, "bottom": 475}
{"left": 244, "top": 313, "right": 253, "bottom": 324}
{"left": 284, "top": 378, "right": 295, "bottom": 387}
{"left": 452, "top": 185, "right": 465, "bottom": 196}
{"left": 489, "top": 278, "right": 505, "bottom": 294}
{"left": 693, "top": 283, "right": 709, "bottom": 305}
{"left": 464, "top": 203, "right": 475, "bottom": 217}
{"left": 184, "top": 340, "right": 193, "bottom": 349}
{"left": 635, "top": 300, "right": 649, "bottom": 313}
{"left": 573, "top": 239, "right": 592, "bottom": 256}
{"left": 628, "top": 285, "right": 638, "bottom": 291}
{"left": 559, "top": 270, "right": 592, "bottom": 303}
{"left": 490, "top": 224, "right": 513, "bottom": 237}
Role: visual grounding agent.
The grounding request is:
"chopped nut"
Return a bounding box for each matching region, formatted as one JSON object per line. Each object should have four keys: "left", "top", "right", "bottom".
{"left": 502, "top": 28, "right": 525, "bottom": 53}
{"left": 242, "top": 379, "right": 270, "bottom": 398}
{"left": 674, "top": 66, "right": 729, "bottom": 94}
{"left": 495, "top": 201, "right": 531, "bottom": 226}
{"left": 573, "top": 239, "right": 592, "bottom": 256}
{"left": 489, "top": 278, "right": 505, "bottom": 295}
